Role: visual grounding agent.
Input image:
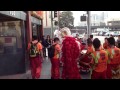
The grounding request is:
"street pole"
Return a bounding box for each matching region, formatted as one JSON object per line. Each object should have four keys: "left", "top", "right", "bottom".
{"left": 51, "top": 11, "right": 54, "bottom": 39}
{"left": 87, "top": 11, "right": 91, "bottom": 38}
{"left": 58, "top": 11, "right": 60, "bottom": 30}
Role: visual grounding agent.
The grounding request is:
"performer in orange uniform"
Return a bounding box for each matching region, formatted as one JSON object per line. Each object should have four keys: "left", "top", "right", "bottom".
{"left": 28, "top": 36, "right": 43, "bottom": 79}
{"left": 51, "top": 38, "right": 61, "bottom": 79}
{"left": 60, "top": 27, "right": 81, "bottom": 79}
{"left": 103, "top": 38, "right": 110, "bottom": 50}
{"left": 87, "top": 38, "right": 94, "bottom": 54}
{"left": 79, "top": 38, "right": 94, "bottom": 66}
{"left": 79, "top": 38, "right": 94, "bottom": 73}
{"left": 106, "top": 37, "right": 120, "bottom": 79}
{"left": 91, "top": 38, "right": 108, "bottom": 79}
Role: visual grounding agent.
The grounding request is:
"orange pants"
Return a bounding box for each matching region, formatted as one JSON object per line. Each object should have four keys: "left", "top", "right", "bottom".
{"left": 91, "top": 70, "right": 107, "bottom": 79}
{"left": 51, "top": 58, "right": 60, "bottom": 79}
{"left": 30, "top": 56, "right": 42, "bottom": 79}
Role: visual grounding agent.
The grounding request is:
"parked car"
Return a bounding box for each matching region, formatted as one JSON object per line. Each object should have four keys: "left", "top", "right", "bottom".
{"left": 113, "top": 32, "right": 119, "bottom": 37}
{"left": 98, "top": 31, "right": 107, "bottom": 36}
{"left": 104, "top": 32, "right": 114, "bottom": 36}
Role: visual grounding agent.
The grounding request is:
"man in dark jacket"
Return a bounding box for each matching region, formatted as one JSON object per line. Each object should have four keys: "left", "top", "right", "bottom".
{"left": 41, "top": 36, "right": 46, "bottom": 57}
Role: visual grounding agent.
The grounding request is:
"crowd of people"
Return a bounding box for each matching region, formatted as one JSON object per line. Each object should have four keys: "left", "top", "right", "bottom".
{"left": 27, "top": 27, "right": 120, "bottom": 79}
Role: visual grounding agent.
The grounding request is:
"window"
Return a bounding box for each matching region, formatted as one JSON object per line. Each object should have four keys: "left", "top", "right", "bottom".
{"left": 0, "top": 21, "right": 22, "bottom": 54}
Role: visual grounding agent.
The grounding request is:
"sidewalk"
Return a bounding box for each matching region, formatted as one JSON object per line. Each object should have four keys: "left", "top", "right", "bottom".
{"left": 0, "top": 57, "right": 51, "bottom": 79}
{"left": 0, "top": 70, "right": 32, "bottom": 79}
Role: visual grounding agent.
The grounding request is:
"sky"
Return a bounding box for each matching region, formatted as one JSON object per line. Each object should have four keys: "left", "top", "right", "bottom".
{"left": 72, "top": 11, "right": 120, "bottom": 26}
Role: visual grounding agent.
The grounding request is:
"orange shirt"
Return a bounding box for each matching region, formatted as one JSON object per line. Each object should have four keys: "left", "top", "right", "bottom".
{"left": 53, "top": 44, "right": 61, "bottom": 59}
{"left": 87, "top": 45, "right": 94, "bottom": 54}
{"left": 91, "top": 50, "right": 108, "bottom": 72}
{"left": 99, "top": 45, "right": 104, "bottom": 50}
{"left": 28, "top": 40, "right": 42, "bottom": 52}
{"left": 106, "top": 47, "right": 120, "bottom": 65}
{"left": 103, "top": 43, "right": 109, "bottom": 50}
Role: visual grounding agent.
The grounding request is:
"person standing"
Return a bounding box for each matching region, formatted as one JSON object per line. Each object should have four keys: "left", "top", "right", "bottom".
{"left": 41, "top": 35, "right": 46, "bottom": 57}
{"left": 106, "top": 37, "right": 120, "bottom": 79}
{"left": 79, "top": 38, "right": 94, "bottom": 71}
{"left": 103, "top": 37, "right": 109, "bottom": 50}
{"left": 50, "top": 37, "right": 61, "bottom": 79}
{"left": 90, "top": 35, "right": 93, "bottom": 41}
{"left": 28, "top": 36, "right": 43, "bottom": 79}
{"left": 90, "top": 38, "right": 108, "bottom": 79}
{"left": 60, "top": 27, "right": 81, "bottom": 79}
{"left": 45, "top": 35, "right": 52, "bottom": 57}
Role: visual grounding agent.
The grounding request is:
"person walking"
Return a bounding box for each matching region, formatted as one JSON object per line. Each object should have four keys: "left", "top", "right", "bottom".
{"left": 28, "top": 36, "right": 43, "bottom": 79}
{"left": 50, "top": 37, "right": 61, "bottom": 79}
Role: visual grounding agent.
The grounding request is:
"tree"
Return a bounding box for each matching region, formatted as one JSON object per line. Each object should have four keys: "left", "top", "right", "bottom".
{"left": 59, "top": 11, "right": 74, "bottom": 29}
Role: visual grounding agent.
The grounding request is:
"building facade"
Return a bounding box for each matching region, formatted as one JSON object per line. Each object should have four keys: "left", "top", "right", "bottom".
{"left": 0, "top": 11, "right": 43, "bottom": 76}
{"left": 79, "top": 12, "right": 107, "bottom": 26}
{"left": 43, "top": 11, "right": 59, "bottom": 37}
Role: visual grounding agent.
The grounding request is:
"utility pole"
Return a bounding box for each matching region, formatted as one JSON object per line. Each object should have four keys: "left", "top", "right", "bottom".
{"left": 58, "top": 11, "right": 60, "bottom": 30}
{"left": 51, "top": 11, "right": 54, "bottom": 38}
{"left": 87, "top": 11, "right": 91, "bottom": 38}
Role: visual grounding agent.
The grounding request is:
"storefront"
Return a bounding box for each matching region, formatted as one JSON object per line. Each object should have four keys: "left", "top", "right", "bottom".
{"left": 0, "top": 11, "right": 26, "bottom": 76}
{"left": 31, "top": 16, "right": 42, "bottom": 41}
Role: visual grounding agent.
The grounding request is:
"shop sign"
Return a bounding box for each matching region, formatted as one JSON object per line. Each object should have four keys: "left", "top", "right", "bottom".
{"left": 9, "top": 11, "right": 16, "bottom": 16}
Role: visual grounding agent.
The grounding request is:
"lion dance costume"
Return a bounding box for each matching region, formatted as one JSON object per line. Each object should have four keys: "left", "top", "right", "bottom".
{"left": 60, "top": 27, "right": 81, "bottom": 79}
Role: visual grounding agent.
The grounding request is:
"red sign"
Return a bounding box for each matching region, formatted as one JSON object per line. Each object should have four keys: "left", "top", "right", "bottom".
{"left": 36, "top": 11, "right": 43, "bottom": 18}
{"left": 5, "top": 37, "right": 12, "bottom": 43}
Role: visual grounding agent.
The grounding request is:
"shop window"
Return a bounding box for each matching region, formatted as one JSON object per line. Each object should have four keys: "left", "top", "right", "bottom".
{"left": 0, "top": 21, "right": 22, "bottom": 54}
{"left": 32, "top": 24, "right": 37, "bottom": 37}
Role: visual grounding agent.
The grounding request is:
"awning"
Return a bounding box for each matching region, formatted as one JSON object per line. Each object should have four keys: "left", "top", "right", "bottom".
{"left": 0, "top": 11, "right": 26, "bottom": 20}
{"left": 31, "top": 16, "right": 42, "bottom": 25}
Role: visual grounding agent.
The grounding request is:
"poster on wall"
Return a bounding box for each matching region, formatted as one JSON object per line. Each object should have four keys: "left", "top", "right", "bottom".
{"left": 4, "top": 37, "right": 16, "bottom": 54}
{"left": 0, "top": 36, "right": 17, "bottom": 54}
{"left": 0, "top": 37, "right": 4, "bottom": 53}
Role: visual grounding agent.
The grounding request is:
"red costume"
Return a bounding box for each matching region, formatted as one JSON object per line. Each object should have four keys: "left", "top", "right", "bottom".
{"left": 61, "top": 36, "right": 81, "bottom": 79}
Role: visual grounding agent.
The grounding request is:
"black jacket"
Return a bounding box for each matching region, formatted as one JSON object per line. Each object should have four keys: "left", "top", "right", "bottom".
{"left": 45, "top": 39, "right": 51, "bottom": 47}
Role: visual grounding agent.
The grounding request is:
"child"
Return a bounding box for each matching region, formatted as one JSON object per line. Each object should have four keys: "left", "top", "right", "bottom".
{"left": 51, "top": 37, "right": 61, "bottom": 79}
{"left": 90, "top": 38, "right": 108, "bottom": 79}
{"left": 28, "top": 36, "right": 43, "bottom": 79}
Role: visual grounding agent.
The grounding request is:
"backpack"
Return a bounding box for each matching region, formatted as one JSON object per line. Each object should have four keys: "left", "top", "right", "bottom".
{"left": 48, "top": 44, "right": 56, "bottom": 59}
{"left": 29, "top": 42, "right": 39, "bottom": 57}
